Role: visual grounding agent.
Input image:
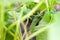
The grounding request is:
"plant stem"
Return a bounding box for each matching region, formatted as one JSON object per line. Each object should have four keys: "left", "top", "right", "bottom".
{"left": 8, "top": 1, "right": 43, "bottom": 31}
{"left": 45, "top": 0, "right": 49, "bottom": 12}
{"left": 22, "top": 1, "right": 43, "bottom": 21}
{"left": 21, "top": 22, "right": 28, "bottom": 39}
{"left": 0, "top": 6, "right": 5, "bottom": 40}
{"left": 14, "top": 5, "right": 25, "bottom": 40}
{"left": 14, "top": 21, "right": 20, "bottom": 40}
{"left": 25, "top": 25, "right": 49, "bottom": 40}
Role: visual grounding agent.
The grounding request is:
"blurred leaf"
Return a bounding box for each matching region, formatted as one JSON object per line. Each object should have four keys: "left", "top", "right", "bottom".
{"left": 48, "top": 0, "right": 56, "bottom": 10}
{"left": 36, "top": 30, "right": 48, "bottom": 40}
{"left": 20, "top": 0, "right": 33, "bottom": 4}
{"left": 36, "top": 11, "right": 54, "bottom": 40}
{"left": 39, "top": 12, "right": 51, "bottom": 24}
{"left": 38, "top": 2, "right": 46, "bottom": 10}
{"left": 30, "top": 16, "right": 40, "bottom": 33}
{"left": 56, "top": 0, "right": 60, "bottom": 4}
{"left": 26, "top": 2, "right": 37, "bottom": 9}
{"left": 48, "top": 12, "right": 60, "bottom": 40}
{"left": 0, "top": 0, "right": 20, "bottom": 6}
{"left": 5, "top": 33, "right": 13, "bottom": 40}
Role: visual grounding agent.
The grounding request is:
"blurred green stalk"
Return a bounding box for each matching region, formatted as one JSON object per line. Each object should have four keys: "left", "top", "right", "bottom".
{"left": 0, "top": 6, "right": 5, "bottom": 40}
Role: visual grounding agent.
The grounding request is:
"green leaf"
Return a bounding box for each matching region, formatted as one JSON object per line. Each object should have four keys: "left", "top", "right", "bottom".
{"left": 36, "top": 11, "right": 54, "bottom": 40}
{"left": 38, "top": 2, "right": 46, "bottom": 10}
{"left": 30, "top": 16, "right": 40, "bottom": 33}
{"left": 39, "top": 12, "right": 51, "bottom": 24}
{"left": 36, "top": 30, "right": 48, "bottom": 40}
